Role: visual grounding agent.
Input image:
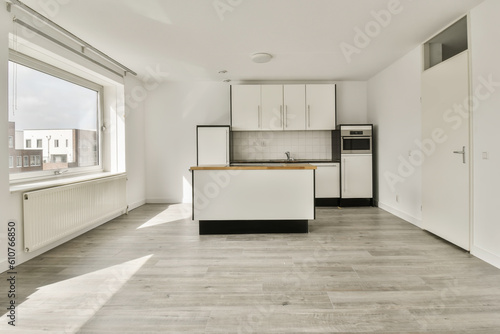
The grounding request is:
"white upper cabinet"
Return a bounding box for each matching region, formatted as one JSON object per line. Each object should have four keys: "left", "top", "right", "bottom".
{"left": 231, "top": 85, "right": 261, "bottom": 131}
{"left": 283, "top": 85, "right": 306, "bottom": 130}
{"left": 261, "top": 85, "right": 284, "bottom": 130}
{"left": 231, "top": 84, "right": 335, "bottom": 131}
{"left": 305, "top": 84, "right": 336, "bottom": 130}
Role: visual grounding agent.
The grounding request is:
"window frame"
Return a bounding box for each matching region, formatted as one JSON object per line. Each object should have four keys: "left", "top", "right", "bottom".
{"left": 9, "top": 51, "right": 104, "bottom": 182}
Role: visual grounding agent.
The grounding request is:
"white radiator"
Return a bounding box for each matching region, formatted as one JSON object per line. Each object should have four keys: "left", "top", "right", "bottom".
{"left": 23, "top": 175, "right": 127, "bottom": 252}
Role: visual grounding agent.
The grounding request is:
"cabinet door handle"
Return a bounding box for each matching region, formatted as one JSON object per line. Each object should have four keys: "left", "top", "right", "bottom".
{"left": 258, "top": 105, "right": 261, "bottom": 128}
{"left": 285, "top": 105, "right": 288, "bottom": 128}
{"left": 280, "top": 105, "right": 283, "bottom": 128}
{"left": 307, "top": 105, "right": 311, "bottom": 128}
{"left": 343, "top": 158, "right": 346, "bottom": 193}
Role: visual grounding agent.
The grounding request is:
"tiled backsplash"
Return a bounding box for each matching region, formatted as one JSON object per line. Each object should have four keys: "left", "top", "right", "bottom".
{"left": 232, "top": 131, "right": 332, "bottom": 161}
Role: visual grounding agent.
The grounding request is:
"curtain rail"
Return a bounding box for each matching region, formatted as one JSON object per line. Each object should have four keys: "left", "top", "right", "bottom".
{"left": 8, "top": 0, "right": 137, "bottom": 76}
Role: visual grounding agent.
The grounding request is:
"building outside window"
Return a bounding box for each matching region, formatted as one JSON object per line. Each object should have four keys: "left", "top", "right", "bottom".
{"left": 8, "top": 56, "right": 102, "bottom": 178}
{"left": 16, "top": 156, "right": 22, "bottom": 168}
{"left": 8, "top": 136, "right": 13, "bottom": 148}
{"left": 9, "top": 156, "right": 13, "bottom": 168}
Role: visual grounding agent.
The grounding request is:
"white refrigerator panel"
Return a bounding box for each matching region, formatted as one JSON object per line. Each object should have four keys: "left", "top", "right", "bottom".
{"left": 197, "top": 126, "right": 230, "bottom": 165}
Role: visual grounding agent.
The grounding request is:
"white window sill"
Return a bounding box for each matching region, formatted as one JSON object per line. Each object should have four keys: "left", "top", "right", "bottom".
{"left": 10, "top": 172, "right": 127, "bottom": 193}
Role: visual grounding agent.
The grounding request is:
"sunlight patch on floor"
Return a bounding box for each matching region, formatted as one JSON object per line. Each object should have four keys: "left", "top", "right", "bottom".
{"left": 0, "top": 254, "right": 153, "bottom": 333}
{"left": 137, "top": 203, "right": 192, "bottom": 229}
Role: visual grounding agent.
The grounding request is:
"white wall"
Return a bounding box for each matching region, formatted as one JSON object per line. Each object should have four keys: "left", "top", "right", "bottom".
{"left": 125, "top": 75, "right": 147, "bottom": 210}
{"left": 367, "top": 47, "right": 423, "bottom": 226}
{"left": 145, "top": 81, "right": 230, "bottom": 203}
{"left": 336, "top": 81, "right": 368, "bottom": 124}
{"left": 470, "top": 0, "right": 500, "bottom": 268}
{"left": 0, "top": 6, "right": 11, "bottom": 270}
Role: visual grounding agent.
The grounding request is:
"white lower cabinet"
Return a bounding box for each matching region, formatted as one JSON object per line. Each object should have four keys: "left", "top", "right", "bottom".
{"left": 193, "top": 169, "right": 315, "bottom": 221}
{"left": 313, "top": 163, "right": 340, "bottom": 198}
{"left": 341, "top": 155, "right": 372, "bottom": 198}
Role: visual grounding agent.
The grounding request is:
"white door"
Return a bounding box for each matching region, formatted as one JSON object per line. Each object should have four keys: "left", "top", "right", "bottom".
{"left": 197, "top": 127, "right": 229, "bottom": 165}
{"left": 341, "top": 155, "right": 372, "bottom": 198}
{"left": 421, "top": 51, "right": 470, "bottom": 250}
{"left": 261, "top": 85, "right": 283, "bottom": 130}
{"left": 231, "top": 85, "right": 261, "bottom": 131}
{"left": 305, "top": 84, "right": 336, "bottom": 130}
{"left": 284, "top": 85, "right": 306, "bottom": 130}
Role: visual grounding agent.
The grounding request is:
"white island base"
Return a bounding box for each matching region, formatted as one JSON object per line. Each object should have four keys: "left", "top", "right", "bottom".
{"left": 190, "top": 165, "right": 316, "bottom": 234}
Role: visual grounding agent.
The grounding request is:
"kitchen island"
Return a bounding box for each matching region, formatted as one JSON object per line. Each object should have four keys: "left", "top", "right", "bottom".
{"left": 190, "top": 164, "right": 316, "bottom": 234}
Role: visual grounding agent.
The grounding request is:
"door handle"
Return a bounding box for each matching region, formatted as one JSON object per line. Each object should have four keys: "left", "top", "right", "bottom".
{"left": 453, "top": 146, "right": 466, "bottom": 164}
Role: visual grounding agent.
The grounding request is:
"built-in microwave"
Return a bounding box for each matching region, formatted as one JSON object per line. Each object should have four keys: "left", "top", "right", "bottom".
{"left": 340, "top": 125, "right": 372, "bottom": 154}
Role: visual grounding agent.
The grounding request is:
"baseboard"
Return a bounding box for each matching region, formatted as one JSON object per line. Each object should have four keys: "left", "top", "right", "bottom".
{"left": 377, "top": 201, "right": 422, "bottom": 228}
{"left": 128, "top": 199, "right": 146, "bottom": 211}
{"left": 146, "top": 198, "right": 176, "bottom": 204}
{"left": 471, "top": 245, "right": 500, "bottom": 269}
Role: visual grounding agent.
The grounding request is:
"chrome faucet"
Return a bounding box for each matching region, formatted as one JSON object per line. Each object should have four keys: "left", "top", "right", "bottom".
{"left": 285, "top": 151, "right": 293, "bottom": 161}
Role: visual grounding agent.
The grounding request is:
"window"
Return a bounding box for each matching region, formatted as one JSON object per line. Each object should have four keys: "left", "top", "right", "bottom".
{"left": 29, "top": 155, "right": 42, "bottom": 167}
{"left": 9, "top": 156, "right": 13, "bottom": 168}
{"left": 16, "top": 156, "right": 22, "bottom": 168}
{"left": 8, "top": 136, "right": 13, "bottom": 148}
{"left": 8, "top": 54, "right": 103, "bottom": 178}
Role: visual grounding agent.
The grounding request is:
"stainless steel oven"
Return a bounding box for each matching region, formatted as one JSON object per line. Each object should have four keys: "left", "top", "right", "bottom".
{"left": 340, "top": 125, "right": 372, "bottom": 154}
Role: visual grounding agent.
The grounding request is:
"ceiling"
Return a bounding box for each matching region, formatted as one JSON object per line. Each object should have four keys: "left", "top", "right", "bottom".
{"left": 19, "top": 0, "right": 484, "bottom": 82}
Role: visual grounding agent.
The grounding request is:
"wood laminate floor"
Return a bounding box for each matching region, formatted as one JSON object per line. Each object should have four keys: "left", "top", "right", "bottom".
{"left": 1, "top": 204, "right": 500, "bottom": 333}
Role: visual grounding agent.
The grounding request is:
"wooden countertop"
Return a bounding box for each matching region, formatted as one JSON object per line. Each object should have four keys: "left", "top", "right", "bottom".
{"left": 190, "top": 164, "right": 317, "bottom": 170}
